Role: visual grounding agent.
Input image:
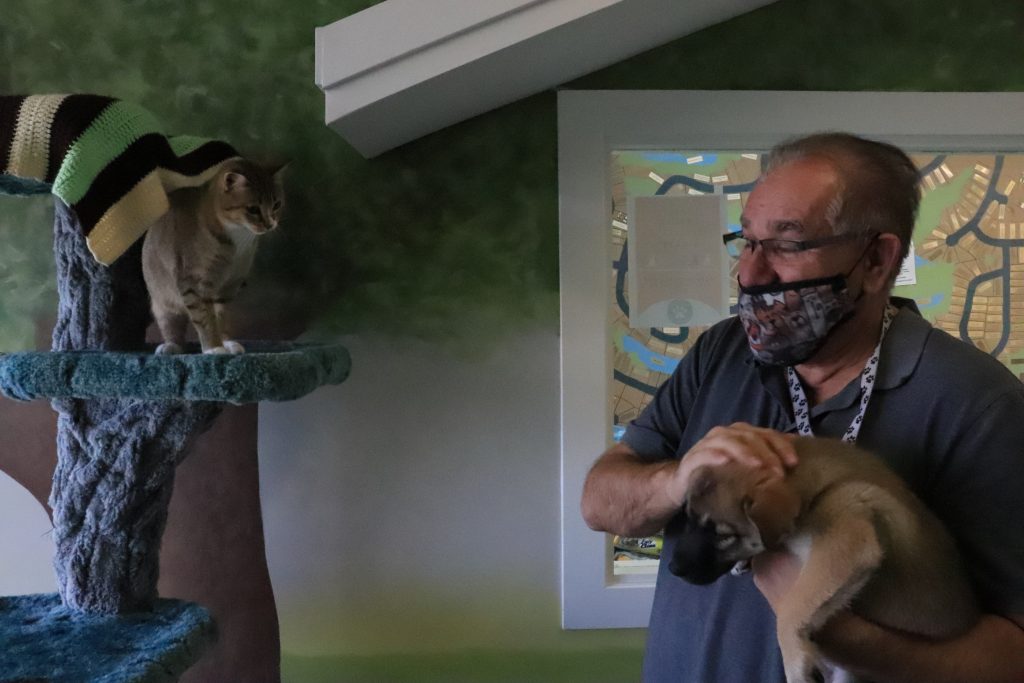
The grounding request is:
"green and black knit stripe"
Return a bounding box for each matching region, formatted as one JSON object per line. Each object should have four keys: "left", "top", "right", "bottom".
{"left": 0, "top": 94, "right": 238, "bottom": 265}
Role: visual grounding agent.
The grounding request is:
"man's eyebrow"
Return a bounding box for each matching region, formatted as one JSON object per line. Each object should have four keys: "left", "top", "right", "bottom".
{"left": 737, "top": 218, "right": 806, "bottom": 235}
{"left": 769, "top": 220, "right": 805, "bottom": 235}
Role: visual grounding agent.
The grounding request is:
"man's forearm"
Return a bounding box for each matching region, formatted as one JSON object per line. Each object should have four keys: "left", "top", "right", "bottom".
{"left": 580, "top": 444, "right": 682, "bottom": 537}
{"left": 816, "top": 611, "right": 1024, "bottom": 683}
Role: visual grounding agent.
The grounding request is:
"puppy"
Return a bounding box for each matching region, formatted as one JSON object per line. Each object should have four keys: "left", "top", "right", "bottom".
{"left": 667, "top": 436, "right": 978, "bottom": 683}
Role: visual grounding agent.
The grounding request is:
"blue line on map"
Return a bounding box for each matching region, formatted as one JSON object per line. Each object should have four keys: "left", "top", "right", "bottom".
{"left": 938, "top": 155, "right": 1017, "bottom": 354}
{"left": 622, "top": 334, "right": 681, "bottom": 376}
{"left": 948, "top": 156, "right": 1012, "bottom": 248}
{"left": 918, "top": 293, "right": 945, "bottom": 310}
{"left": 961, "top": 263, "right": 1010, "bottom": 353}
{"left": 916, "top": 155, "right": 946, "bottom": 179}
{"left": 642, "top": 153, "right": 720, "bottom": 165}
{"left": 655, "top": 175, "right": 757, "bottom": 196}
{"left": 653, "top": 327, "right": 690, "bottom": 344}
{"left": 994, "top": 246, "right": 1012, "bottom": 357}
{"left": 997, "top": 257, "right": 1012, "bottom": 354}
{"left": 614, "top": 243, "right": 630, "bottom": 316}
{"left": 614, "top": 369, "right": 661, "bottom": 395}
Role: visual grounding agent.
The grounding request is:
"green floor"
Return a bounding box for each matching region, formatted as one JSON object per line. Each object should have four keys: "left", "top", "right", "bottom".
{"left": 282, "top": 648, "right": 644, "bottom": 683}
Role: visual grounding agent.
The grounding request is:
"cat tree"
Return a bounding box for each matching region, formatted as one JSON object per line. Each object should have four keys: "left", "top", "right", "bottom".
{"left": 0, "top": 98, "right": 350, "bottom": 682}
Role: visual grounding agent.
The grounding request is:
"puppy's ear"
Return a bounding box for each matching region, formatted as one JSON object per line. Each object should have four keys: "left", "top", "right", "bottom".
{"left": 685, "top": 466, "right": 717, "bottom": 506}
{"left": 743, "top": 477, "right": 800, "bottom": 549}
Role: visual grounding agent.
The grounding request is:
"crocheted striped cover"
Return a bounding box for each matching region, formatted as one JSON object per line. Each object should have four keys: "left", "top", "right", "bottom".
{"left": 0, "top": 94, "right": 238, "bottom": 265}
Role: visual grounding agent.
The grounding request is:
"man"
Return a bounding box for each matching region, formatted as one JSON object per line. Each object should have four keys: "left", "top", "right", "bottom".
{"left": 581, "top": 133, "right": 1024, "bottom": 682}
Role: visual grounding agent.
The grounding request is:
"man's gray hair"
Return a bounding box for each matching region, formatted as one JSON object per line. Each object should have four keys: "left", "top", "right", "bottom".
{"left": 764, "top": 132, "right": 920, "bottom": 261}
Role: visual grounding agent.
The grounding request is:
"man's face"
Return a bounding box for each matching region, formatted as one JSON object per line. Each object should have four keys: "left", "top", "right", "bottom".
{"left": 738, "top": 157, "right": 863, "bottom": 289}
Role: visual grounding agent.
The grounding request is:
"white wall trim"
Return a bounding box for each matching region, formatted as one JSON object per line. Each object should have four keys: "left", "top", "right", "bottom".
{"left": 559, "top": 89, "right": 1024, "bottom": 629}
{"left": 314, "top": 0, "right": 775, "bottom": 157}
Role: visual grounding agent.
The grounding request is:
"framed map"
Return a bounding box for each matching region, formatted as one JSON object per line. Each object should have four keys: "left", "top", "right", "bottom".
{"left": 559, "top": 90, "right": 1024, "bottom": 629}
{"left": 611, "top": 149, "right": 1024, "bottom": 431}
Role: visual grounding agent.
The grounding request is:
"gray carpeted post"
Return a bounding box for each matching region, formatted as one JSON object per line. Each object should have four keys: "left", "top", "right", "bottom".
{"left": 48, "top": 200, "right": 222, "bottom": 614}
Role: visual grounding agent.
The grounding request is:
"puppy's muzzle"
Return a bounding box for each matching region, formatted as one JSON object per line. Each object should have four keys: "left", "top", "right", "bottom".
{"left": 666, "top": 509, "right": 736, "bottom": 585}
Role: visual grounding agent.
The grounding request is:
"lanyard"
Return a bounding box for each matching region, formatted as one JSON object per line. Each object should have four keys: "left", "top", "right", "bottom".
{"left": 785, "top": 304, "right": 897, "bottom": 443}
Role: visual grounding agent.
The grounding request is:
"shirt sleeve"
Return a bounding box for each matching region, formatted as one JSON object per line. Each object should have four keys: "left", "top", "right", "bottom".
{"left": 620, "top": 325, "right": 717, "bottom": 462}
{"left": 930, "top": 386, "right": 1024, "bottom": 615}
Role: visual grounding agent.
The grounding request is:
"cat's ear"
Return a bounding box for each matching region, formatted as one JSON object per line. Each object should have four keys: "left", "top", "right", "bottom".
{"left": 221, "top": 171, "right": 249, "bottom": 192}
{"left": 266, "top": 160, "right": 290, "bottom": 180}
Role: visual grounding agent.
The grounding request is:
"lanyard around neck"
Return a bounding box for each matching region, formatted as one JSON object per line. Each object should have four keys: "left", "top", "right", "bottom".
{"left": 785, "top": 304, "right": 897, "bottom": 443}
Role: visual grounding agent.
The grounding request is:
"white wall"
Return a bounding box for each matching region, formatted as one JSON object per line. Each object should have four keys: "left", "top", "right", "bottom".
{"left": 259, "top": 327, "right": 639, "bottom": 655}
{"left": 0, "top": 471, "right": 55, "bottom": 595}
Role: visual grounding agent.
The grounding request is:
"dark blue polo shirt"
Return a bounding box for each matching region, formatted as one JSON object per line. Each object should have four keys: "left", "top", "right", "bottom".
{"left": 623, "top": 300, "right": 1024, "bottom": 682}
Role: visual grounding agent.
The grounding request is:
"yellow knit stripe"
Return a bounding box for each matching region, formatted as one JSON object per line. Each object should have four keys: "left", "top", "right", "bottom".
{"left": 84, "top": 159, "right": 237, "bottom": 265}
{"left": 85, "top": 170, "right": 169, "bottom": 266}
{"left": 158, "top": 157, "right": 238, "bottom": 192}
{"left": 5, "top": 94, "right": 69, "bottom": 180}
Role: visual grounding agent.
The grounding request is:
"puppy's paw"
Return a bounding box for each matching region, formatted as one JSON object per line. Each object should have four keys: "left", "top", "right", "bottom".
{"left": 222, "top": 340, "right": 246, "bottom": 354}
{"left": 155, "top": 342, "right": 183, "bottom": 355}
{"left": 783, "top": 663, "right": 820, "bottom": 683}
{"left": 784, "top": 655, "right": 827, "bottom": 683}
{"left": 781, "top": 634, "right": 825, "bottom": 683}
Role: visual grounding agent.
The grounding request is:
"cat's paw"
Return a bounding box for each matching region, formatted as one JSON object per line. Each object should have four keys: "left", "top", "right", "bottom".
{"left": 155, "top": 342, "right": 183, "bottom": 355}
{"left": 203, "top": 346, "right": 231, "bottom": 355}
{"left": 222, "top": 340, "right": 246, "bottom": 354}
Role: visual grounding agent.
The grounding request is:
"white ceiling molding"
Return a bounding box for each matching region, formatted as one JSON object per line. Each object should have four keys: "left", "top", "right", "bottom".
{"left": 315, "top": 0, "right": 777, "bottom": 157}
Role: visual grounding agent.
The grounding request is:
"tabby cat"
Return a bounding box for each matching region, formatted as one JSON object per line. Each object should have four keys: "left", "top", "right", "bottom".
{"left": 142, "top": 158, "right": 284, "bottom": 354}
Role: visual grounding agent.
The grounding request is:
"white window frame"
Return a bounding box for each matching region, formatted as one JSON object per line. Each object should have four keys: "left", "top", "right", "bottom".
{"left": 558, "top": 89, "right": 1024, "bottom": 629}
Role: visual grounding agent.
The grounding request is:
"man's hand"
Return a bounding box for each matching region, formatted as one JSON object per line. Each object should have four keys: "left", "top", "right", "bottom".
{"left": 672, "top": 423, "right": 799, "bottom": 506}
{"left": 582, "top": 423, "right": 798, "bottom": 538}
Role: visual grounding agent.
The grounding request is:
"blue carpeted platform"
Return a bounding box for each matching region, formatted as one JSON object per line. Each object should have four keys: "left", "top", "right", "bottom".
{"left": 0, "top": 341, "right": 351, "bottom": 404}
{"left": 0, "top": 593, "right": 216, "bottom": 683}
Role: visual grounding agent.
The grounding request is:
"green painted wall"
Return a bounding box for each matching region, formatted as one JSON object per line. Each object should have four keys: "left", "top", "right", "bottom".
{"left": 0, "top": 0, "right": 558, "bottom": 351}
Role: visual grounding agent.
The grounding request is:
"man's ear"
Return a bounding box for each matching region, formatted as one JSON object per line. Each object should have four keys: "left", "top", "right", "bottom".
{"left": 866, "top": 232, "right": 904, "bottom": 293}
{"left": 744, "top": 477, "right": 800, "bottom": 548}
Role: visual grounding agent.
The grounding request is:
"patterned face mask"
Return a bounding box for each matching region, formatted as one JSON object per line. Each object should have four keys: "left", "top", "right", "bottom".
{"left": 736, "top": 274, "right": 858, "bottom": 366}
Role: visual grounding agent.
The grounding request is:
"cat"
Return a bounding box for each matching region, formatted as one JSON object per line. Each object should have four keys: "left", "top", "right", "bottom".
{"left": 142, "top": 158, "right": 284, "bottom": 354}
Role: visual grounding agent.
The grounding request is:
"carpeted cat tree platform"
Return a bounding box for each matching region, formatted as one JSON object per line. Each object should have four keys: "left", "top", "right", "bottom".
{"left": 0, "top": 97, "right": 350, "bottom": 682}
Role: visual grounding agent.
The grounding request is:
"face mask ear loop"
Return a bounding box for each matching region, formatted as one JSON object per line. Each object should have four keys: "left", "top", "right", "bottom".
{"left": 837, "top": 233, "right": 881, "bottom": 297}
{"left": 844, "top": 233, "right": 881, "bottom": 280}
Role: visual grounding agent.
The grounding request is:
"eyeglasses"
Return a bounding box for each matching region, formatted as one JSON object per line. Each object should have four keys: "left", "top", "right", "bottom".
{"left": 721, "top": 231, "right": 876, "bottom": 260}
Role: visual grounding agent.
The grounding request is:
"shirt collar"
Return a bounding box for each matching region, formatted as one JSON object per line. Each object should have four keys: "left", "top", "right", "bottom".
{"left": 874, "top": 296, "right": 928, "bottom": 391}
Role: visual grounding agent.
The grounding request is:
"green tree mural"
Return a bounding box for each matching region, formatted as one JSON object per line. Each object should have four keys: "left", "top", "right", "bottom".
{"left": 0, "top": 0, "right": 559, "bottom": 351}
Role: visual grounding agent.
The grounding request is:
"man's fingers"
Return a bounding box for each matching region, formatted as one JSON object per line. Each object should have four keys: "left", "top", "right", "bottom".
{"left": 724, "top": 423, "right": 798, "bottom": 469}
{"left": 693, "top": 423, "right": 798, "bottom": 473}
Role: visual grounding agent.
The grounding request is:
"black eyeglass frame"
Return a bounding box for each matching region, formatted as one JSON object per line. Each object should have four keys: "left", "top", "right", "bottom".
{"left": 721, "top": 230, "right": 877, "bottom": 258}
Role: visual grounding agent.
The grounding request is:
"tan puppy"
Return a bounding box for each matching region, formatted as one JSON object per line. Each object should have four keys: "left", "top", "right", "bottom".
{"left": 672, "top": 436, "right": 978, "bottom": 683}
